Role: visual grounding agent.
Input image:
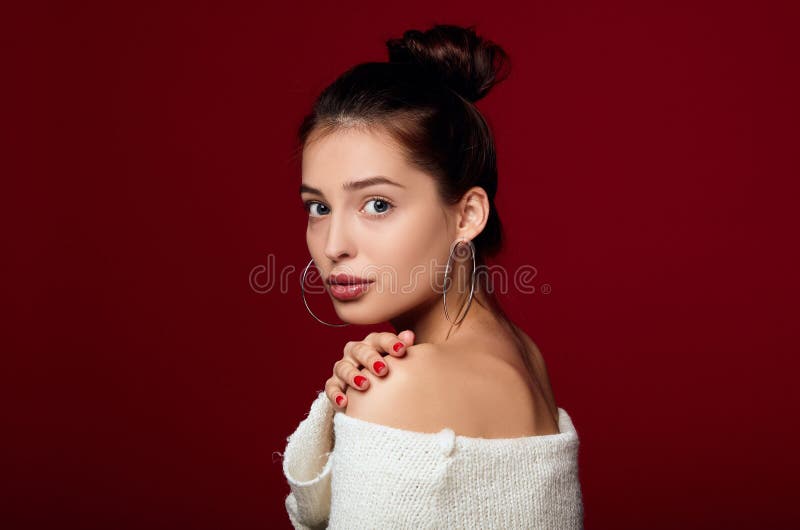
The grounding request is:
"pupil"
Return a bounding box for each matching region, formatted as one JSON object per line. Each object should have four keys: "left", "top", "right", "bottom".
{"left": 375, "top": 200, "right": 386, "bottom": 212}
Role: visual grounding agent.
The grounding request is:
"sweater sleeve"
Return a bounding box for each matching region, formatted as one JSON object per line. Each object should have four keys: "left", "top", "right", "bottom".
{"left": 281, "top": 390, "right": 335, "bottom": 529}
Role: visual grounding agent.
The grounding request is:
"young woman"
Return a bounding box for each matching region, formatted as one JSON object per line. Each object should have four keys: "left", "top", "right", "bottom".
{"left": 281, "top": 24, "right": 584, "bottom": 529}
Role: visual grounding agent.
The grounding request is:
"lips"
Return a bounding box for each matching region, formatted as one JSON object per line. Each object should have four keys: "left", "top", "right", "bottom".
{"left": 328, "top": 273, "right": 373, "bottom": 285}
{"left": 327, "top": 272, "right": 374, "bottom": 301}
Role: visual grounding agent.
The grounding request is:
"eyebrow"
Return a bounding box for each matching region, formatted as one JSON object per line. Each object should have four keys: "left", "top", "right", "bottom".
{"left": 299, "top": 176, "right": 405, "bottom": 196}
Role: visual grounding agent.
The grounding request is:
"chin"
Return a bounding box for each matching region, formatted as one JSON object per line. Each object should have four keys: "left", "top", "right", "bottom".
{"left": 332, "top": 300, "right": 395, "bottom": 326}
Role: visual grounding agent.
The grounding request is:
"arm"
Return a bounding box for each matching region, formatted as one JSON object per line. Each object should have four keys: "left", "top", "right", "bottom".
{"left": 282, "top": 390, "right": 335, "bottom": 529}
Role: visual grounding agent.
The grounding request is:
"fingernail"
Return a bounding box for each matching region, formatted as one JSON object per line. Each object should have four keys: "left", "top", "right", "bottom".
{"left": 354, "top": 375, "right": 367, "bottom": 388}
{"left": 336, "top": 395, "right": 344, "bottom": 406}
{"left": 374, "top": 361, "right": 386, "bottom": 374}
{"left": 393, "top": 342, "right": 403, "bottom": 352}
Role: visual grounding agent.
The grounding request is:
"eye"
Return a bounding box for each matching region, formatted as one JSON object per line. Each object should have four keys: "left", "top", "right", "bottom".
{"left": 304, "top": 201, "right": 330, "bottom": 218}
{"left": 363, "top": 197, "right": 394, "bottom": 217}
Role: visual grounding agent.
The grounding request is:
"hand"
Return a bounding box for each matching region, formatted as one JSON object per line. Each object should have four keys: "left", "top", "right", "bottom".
{"left": 325, "top": 330, "right": 415, "bottom": 410}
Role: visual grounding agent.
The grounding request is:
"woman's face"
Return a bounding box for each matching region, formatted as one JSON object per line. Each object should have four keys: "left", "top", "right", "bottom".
{"left": 300, "top": 126, "right": 456, "bottom": 325}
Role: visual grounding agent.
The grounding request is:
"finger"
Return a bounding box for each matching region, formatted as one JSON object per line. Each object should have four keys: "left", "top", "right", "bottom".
{"left": 346, "top": 340, "right": 391, "bottom": 377}
{"left": 367, "top": 331, "right": 412, "bottom": 359}
{"left": 334, "top": 358, "right": 369, "bottom": 391}
{"left": 324, "top": 378, "right": 347, "bottom": 409}
{"left": 396, "top": 329, "right": 416, "bottom": 353}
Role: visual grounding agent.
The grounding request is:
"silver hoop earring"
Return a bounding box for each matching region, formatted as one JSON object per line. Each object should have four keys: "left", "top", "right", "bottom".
{"left": 443, "top": 239, "right": 476, "bottom": 325}
{"left": 301, "top": 258, "right": 350, "bottom": 327}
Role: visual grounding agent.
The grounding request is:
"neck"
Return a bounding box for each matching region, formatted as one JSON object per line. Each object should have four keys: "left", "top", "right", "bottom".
{"left": 389, "top": 273, "right": 496, "bottom": 346}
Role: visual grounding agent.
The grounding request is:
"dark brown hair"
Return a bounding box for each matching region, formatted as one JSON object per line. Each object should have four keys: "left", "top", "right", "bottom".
{"left": 297, "top": 24, "right": 540, "bottom": 389}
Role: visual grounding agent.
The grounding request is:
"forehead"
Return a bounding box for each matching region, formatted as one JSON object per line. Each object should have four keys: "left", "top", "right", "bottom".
{"left": 301, "top": 127, "right": 412, "bottom": 185}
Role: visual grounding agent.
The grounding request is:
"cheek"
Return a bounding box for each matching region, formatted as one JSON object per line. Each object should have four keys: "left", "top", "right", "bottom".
{"left": 364, "top": 211, "right": 450, "bottom": 290}
{"left": 306, "top": 225, "right": 325, "bottom": 260}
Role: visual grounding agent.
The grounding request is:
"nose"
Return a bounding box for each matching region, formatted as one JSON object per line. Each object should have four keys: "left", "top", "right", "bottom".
{"left": 323, "top": 212, "right": 355, "bottom": 262}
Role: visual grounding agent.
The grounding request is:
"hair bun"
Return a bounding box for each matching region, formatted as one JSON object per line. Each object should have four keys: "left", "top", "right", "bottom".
{"left": 386, "top": 24, "right": 511, "bottom": 103}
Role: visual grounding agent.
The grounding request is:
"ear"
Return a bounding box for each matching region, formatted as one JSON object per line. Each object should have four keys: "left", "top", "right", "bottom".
{"left": 454, "top": 186, "right": 490, "bottom": 241}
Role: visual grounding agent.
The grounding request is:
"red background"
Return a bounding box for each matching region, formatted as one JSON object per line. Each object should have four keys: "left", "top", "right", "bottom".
{"left": 4, "top": 1, "right": 798, "bottom": 528}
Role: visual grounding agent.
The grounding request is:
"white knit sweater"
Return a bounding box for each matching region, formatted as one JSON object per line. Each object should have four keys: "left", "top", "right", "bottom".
{"left": 280, "top": 390, "right": 584, "bottom": 529}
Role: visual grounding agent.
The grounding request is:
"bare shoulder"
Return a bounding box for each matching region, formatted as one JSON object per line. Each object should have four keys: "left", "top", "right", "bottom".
{"left": 343, "top": 343, "right": 452, "bottom": 433}
{"left": 344, "top": 340, "right": 554, "bottom": 437}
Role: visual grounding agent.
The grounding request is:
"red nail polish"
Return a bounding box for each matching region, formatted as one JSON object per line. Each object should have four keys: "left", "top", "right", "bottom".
{"left": 336, "top": 395, "right": 344, "bottom": 406}
{"left": 354, "top": 375, "right": 367, "bottom": 387}
{"left": 393, "top": 342, "right": 403, "bottom": 352}
{"left": 374, "top": 361, "right": 386, "bottom": 374}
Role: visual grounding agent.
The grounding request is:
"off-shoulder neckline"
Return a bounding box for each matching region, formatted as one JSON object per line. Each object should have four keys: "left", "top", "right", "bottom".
{"left": 332, "top": 405, "right": 578, "bottom": 446}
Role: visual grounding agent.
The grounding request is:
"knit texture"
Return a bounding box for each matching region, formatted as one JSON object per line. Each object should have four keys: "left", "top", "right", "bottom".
{"left": 282, "top": 390, "right": 583, "bottom": 529}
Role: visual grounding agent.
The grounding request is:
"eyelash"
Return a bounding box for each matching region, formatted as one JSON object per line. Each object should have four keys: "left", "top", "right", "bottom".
{"left": 302, "top": 196, "right": 395, "bottom": 220}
